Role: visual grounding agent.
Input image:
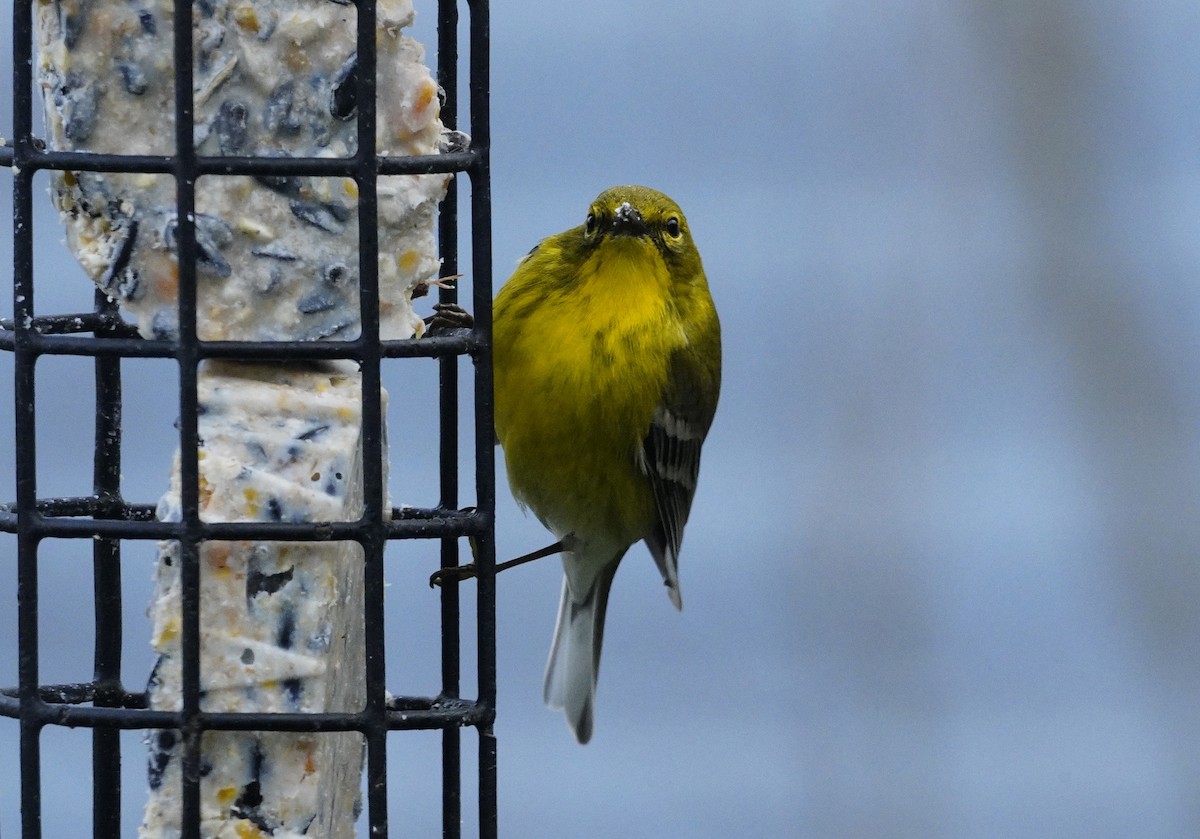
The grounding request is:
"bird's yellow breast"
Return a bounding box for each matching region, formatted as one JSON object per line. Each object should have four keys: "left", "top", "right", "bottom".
{"left": 494, "top": 238, "right": 684, "bottom": 544}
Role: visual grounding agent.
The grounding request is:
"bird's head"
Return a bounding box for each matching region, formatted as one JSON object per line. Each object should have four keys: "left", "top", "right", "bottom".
{"left": 582, "top": 186, "right": 688, "bottom": 243}
{"left": 576, "top": 186, "right": 702, "bottom": 279}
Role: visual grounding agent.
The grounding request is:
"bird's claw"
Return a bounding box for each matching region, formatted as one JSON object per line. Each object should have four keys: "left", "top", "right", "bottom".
{"left": 423, "top": 302, "right": 475, "bottom": 334}
{"left": 429, "top": 563, "right": 479, "bottom": 588}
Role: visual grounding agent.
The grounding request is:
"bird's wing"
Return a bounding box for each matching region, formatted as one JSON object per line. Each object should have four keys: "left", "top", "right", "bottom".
{"left": 639, "top": 342, "right": 720, "bottom": 610}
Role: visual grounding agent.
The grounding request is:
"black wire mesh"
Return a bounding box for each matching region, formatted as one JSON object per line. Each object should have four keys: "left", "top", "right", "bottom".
{"left": 0, "top": 0, "right": 496, "bottom": 836}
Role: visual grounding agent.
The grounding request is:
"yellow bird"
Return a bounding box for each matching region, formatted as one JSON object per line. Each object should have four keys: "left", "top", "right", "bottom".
{"left": 493, "top": 185, "right": 722, "bottom": 743}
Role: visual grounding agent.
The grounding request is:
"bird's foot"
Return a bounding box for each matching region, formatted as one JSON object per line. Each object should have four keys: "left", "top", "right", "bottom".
{"left": 429, "top": 539, "right": 568, "bottom": 588}
{"left": 429, "top": 562, "right": 480, "bottom": 587}
{"left": 423, "top": 302, "right": 474, "bottom": 334}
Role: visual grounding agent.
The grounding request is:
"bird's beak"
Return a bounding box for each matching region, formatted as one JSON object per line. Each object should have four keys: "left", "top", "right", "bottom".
{"left": 610, "top": 202, "right": 648, "bottom": 237}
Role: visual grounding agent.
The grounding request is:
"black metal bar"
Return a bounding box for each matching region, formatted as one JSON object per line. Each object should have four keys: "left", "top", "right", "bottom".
{"left": 353, "top": 2, "right": 391, "bottom": 836}
{"left": 0, "top": 328, "right": 479, "bottom": 359}
{"left": 0, "top": 682, "right": 139, "bottom": 706}
{"left": 3, "top": 500, "right": 474, "bottom": 523}
{"left": 3, "top": 507, "right": 489, "bottom": 542}
{"left": 437, "top": 0, "right": 465, "bottom": 833}
{"left": 0, "top": 312, "right": 138, "bottom": 337}
{"left": 479, "top": 732, "right": 499, "bottom": 839}
{"left": 91, "top": 290, "right": 126, "bottom": 838}
{"left": 466, "top": 0, "right": 498, "bottom": 834}
{"left": 12, "top": 0, "right": 44, "bottom": 834}
{"left": 0, "top": 697, "right": 494, "bottom": 732}
{"left": 0, "top": 497, "right": 155, "bottom": 521}
{"left": 168, "top": 2, "right": 204, "bottom": 836}
{"left": 3, "top": 147, "right": 477, "bottom": 177}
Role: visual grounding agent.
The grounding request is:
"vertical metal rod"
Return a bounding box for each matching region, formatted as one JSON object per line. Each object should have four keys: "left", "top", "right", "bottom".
{"left": 354, "top": 1, "right": 390, "bottom": 835}
{"left": 170, "top": 1, "right": 203, "bottom": 836}
{"left": 466, "top": 0, "right": 497, "bottom": 836}
{"left": 91, "top": 290, "right": 125, "bottom": 837}
{"left": 436, "top": 0, "right": 463, "bottom": 834}
{"left": 12, "top": 1, "right": 43, "bottom": 836}
{"left": 478, "top": 732, "right": 498, "bottom": 839}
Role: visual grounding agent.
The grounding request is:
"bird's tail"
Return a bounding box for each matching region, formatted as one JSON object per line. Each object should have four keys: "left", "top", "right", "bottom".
{"left": 543, "top": 557, "right": 620, "bottom": 744}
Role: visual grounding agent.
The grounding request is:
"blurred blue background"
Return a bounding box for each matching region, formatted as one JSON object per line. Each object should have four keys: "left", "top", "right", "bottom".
{"left": 5, "top": 0, "right": 1200, "bottom": 836}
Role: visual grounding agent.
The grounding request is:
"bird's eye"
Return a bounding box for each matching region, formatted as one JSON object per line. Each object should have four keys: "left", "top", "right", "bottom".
{"left": 665, "top": 216, "right": 682, "bottom": 238}
{"left": 584, "top": 213, "right": 597, "bottom": 235}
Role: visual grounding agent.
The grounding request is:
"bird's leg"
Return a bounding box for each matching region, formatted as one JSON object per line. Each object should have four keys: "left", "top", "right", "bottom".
{"left": 429, "top": 539, "right": 567, "bottom": 588}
